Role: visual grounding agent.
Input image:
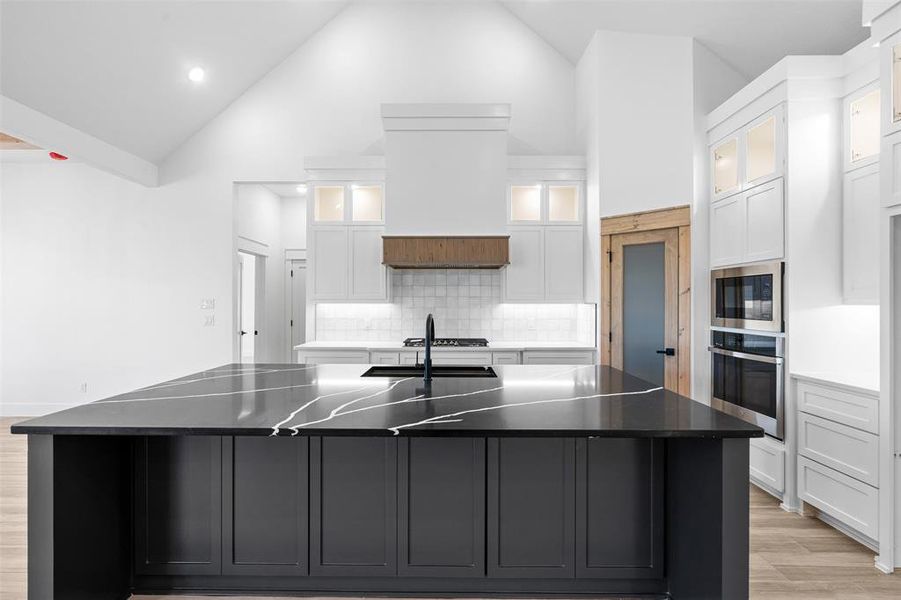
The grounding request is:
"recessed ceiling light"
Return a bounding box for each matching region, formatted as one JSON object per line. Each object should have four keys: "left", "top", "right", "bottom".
{"left": 187, "top": 67, "right": 205, "bottom": 83}
{"left": 296, "top": 184, "right": 307, "bottom": 194}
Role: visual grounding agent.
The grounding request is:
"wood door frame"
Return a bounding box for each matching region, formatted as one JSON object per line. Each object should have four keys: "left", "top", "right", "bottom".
{"left": 600, "top": 205, "right": 691, "bottom": 395}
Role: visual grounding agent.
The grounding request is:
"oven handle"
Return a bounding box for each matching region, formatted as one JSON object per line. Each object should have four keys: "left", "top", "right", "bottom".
{"left": 707, "top": 346, "right": 784, "bottom": 364}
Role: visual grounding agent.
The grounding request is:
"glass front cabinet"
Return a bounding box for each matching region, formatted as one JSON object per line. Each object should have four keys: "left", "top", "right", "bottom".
{"left": 710, "top": 105, "right": 784, "bottom": 201}
{"left": 505, "top": 182, "right": 584, "bottom": 302}
{"left": 309, "top": 182, "right": 387, "bottom": 302}
{"left": 845, "top": 85, "right": 880, "bottom": 171}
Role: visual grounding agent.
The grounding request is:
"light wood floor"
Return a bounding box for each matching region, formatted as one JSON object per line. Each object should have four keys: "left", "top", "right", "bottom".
{"left": 2, "top": 418, "right": 900, "bottom": 599}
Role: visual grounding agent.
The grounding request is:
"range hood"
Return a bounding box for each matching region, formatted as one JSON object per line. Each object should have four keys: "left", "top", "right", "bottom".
{"left": 382, "top": 103, "right": 510, "bottom": 238}
{"left": 382, "top": 236, "right": 509, "bottom": 269}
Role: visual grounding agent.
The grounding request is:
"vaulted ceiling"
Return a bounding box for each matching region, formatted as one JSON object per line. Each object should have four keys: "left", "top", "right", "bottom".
{"left": 0, "top": 1, "right": 869, "bottom": 165}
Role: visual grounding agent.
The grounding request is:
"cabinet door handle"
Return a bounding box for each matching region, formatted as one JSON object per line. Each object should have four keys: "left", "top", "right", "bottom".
{"left": 655, "top": 348, "right": 675, "bottom": 356}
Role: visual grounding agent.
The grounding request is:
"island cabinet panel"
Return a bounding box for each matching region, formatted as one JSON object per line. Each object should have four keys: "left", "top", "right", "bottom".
{"left": 398, "top": 437, "right": 486, "bottom": 577}
{"left": 575, "top": 438, "right": 664, "bottom": 579}
{"left": 487, "top": 437, "right": 575, "bottom": 578}
{"left": 310, "top": 436, "right": 398, "bottom": 576}
{"left": 222, "top": 436, "right": 309, "bottom": 576}
{"left": 134, "top": 436, "right": 222, "bottom": 576}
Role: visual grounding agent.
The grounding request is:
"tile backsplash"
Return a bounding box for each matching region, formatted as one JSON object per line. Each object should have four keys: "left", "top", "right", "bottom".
{"left": 315, "top": 269, "right": 595, "bottom": 343}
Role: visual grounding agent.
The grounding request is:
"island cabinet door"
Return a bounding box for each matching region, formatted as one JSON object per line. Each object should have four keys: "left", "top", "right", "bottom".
{"left": 487, "top": 437, "right": 575, "bottom": 578}
{"left": 310, "top": 436, "right": 398, "bottom": 576}
{"left": 575, "top": 438, "right": 664, "bottom": 579}
{"left": 398, "top": 437, "right": 486, "bottom": 577}
{"left": 222, "top": 436, "right": 309, "bottom": 576}
{"left": 134, "top": 436, "right": 222, "bottom": 576}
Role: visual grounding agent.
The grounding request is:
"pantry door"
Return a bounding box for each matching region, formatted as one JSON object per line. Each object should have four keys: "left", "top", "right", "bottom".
{"left": 601, "top": 206, "right": 691, "bottom": 395}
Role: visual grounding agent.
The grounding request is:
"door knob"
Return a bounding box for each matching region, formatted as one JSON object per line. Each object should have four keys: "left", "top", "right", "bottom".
{"left": 656, "top": 348, "right": 675, "bottom": 356}
{"left": 239, "top": 330, "right": 247, "bottom": 336}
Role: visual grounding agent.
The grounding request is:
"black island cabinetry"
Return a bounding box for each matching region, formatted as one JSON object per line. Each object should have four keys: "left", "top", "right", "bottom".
{"left": 15, "top": 364, "right": 761, "bottom": 599}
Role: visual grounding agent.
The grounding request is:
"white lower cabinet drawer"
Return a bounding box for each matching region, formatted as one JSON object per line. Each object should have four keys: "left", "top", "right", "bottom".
{"left": 430, "top": 351, "right": 492, "bottom": 366}
{"left": 798, "top": 456, "right": 879, "bottom": 540}
{"left": 796, "top": 380, "right": 878, "bottom": 434}
{"left": 521, "top": 350, "right": 595, "bottom": 365}
{"left": 749, "top": 436, "right": 785, "bottom": 494}
{"left": 369, "top": 351, "right": 401, "bottom": 365}
{"left": 296, "top": 350, "right": 370, "bottom": 364}
{"left": 491, "top": 351, "right": 521, "bottom": 365}
{"left": 798, "top": 412, "right": 879, "bottom": 486}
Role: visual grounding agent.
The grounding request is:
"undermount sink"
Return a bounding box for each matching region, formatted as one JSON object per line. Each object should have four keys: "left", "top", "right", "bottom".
{"left": 361, "top": 365, "right": 497, "bottom": 378}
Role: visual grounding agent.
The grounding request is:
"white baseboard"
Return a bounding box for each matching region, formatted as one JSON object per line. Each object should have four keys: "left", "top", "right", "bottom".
{"left": 750, "top": 476, "right": 784, "bottom": 502}
{"left": 817, "top": 511, "right": 879, "bottom": 553}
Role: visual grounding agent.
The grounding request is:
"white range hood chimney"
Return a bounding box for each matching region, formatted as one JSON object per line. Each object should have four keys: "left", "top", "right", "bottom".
{"left": 382, "top": 103, "right": 510, "bottom": 236}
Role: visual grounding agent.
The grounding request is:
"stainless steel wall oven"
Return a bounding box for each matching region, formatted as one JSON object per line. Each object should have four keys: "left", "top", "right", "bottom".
{"left": 709, "top": 330, "right": 784, "bottom": 439}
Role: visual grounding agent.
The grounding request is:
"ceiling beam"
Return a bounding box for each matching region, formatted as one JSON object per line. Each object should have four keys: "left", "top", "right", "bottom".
{"left": 0, "top": 95, "right": 158, "bottom": 187}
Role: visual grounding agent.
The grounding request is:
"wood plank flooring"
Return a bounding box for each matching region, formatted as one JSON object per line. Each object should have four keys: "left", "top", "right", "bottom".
{"left": 2, "top": 417, "right": 899, "bottom": 599}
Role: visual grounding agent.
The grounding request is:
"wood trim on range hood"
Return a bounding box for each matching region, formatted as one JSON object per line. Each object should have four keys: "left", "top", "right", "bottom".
{"left": 382, "top": 236, "right": 510, "bottom": 269}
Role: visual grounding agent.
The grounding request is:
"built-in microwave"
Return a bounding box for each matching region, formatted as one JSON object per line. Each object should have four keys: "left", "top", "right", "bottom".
{"left": 709, "top": 330, "right": 784, "bottom": 439}
{"left": 711, "top": 261, "right": 784, "bottom": 332}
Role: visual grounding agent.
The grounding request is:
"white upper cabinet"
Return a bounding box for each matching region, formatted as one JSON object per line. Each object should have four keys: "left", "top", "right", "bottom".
{"left": 508, "top": 182, "right": 583, "bottom": 224}
{"left": 710, "top": 178, "right": 784, "bottom": 267}
{"left": 309, "top": 181, "right": 388, "bottom": 302}
{"left": 314, "top": 186, "right": 345, "bottom": 222}
{"left": 505, "top": 181, "right": 584, "bottom": 302}
{"left": 845, "top": 85, "right": 880, "bottom": 171}
{"left": 710, "top": 194, "right": 745, "bottom": 268}
{"left": 351, "top": 184, "right": 384, "bottom": 222}
{"left": 547, "top": 185, "right": 580, "bottom": 223}
{"left": 310, "top": 227, "right": 349, "bottom": 300}
{"left": 510, "top": 185, "right": 542, "bottom": 222}
{"left": 743, "top": 179, "right": 785, "bottom": 263}
{"left": 504, "top": 227, "right": 545, "bottom": 301}
{"left": 843, "top": 164, "right": 880, "bottom": 304}
{"left": 312, "top": 183, "right": 385, "bottom": 224}
{"left": 712, "top": 136, "right": 741, "bottom": 200}
{"left": 349, "top": 227, "right": 387, "bottom": 300}
{"left": 710, "top": 105, "right": 784, "bottom": 201}
{"left": 544, "top": 227, "right": 583, "bottom": 301}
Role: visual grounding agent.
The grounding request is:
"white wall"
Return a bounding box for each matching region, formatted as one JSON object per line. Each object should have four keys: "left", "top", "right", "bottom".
{"left": 281, "top": 196, "right": 307, "bottom": 250}
{"left": 0, "top": 1, "right": 577, "bottom": 415}
{"left": 691, "top": 41, "right": 749, "bottom": 402}
{"left": 576, "top": 32, "right": 602, "bottom": 309}
{"left": 0, "top": 161, "right": 229, "bottom": 416}
{"left": 595, "top": 31, "right": 695, "bottom": 217}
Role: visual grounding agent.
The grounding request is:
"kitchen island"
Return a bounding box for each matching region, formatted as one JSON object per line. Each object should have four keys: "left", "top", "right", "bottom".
{"left": 12, "top": 363, "right": 762, "bottom": 599}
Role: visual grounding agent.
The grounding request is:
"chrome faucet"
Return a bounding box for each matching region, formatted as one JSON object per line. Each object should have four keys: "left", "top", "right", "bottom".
{"left": 424, "top": 313, "right": 435, "bottom": 383}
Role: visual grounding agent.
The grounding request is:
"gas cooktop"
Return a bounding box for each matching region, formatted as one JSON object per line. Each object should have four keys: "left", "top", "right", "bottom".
{"left": 402, "top": 337, "right": 489, "bottom": 348}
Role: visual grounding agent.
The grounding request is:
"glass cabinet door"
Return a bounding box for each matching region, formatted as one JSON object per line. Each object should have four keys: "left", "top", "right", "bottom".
{"left": 746, "top": 116, "right": 775, "bottom": 182}
{"left": 351, "top": 184, "right": 384, "bottom": 222}
{"left": 850, "top": 89, "right": 880, "bottom": 164}
{"left": 548, "top": 185, "right": 579, "bottom": 222}
{"left": 713, "top": 138, "right": 739, "bottom": 196}
{"left": 894, "top": 45, "right": 901, "bottom": 124}
{"left": 510, "top": 185, "right": 542, "bottom": 222}
{"left": 314, "top": 186, "right": 345, "bottom": 222}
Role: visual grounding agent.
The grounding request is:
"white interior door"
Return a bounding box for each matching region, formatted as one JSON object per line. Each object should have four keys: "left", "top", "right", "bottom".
{"left": 238, "top": 251, "right": 256, "bottom": 362}
{"left": 288, "top": 260, "right": 307, "bottom": 360}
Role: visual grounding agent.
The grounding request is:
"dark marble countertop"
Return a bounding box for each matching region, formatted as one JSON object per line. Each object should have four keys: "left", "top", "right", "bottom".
{"left": 11, "top": 364, "right": 764, "bottom": 438}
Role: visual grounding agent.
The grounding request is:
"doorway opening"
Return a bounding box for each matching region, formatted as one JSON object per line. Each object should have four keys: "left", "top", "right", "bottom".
{"left": 237, "top": 251, "right": 261, "bottom": 363}
{"left": 600, "top": 206, "right": 691, "bottom": 394}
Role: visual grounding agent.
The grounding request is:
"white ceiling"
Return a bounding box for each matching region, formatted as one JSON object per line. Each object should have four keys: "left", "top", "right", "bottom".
{"left": 263, "top": 182, "right": 308, "bottom": 199}
{"left": 0, "top": 0, "right": 347, "bottom": 162}
{"left": 503, "top": 0, "right": 868, "bottom": 79}
{"left": 0, "top": 1, "right": 870, "bottom": 165}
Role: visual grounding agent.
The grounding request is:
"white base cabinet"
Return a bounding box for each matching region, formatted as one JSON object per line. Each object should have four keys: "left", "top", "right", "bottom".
{"left": 749, "top": 436, "right": 786, "bottom": 497}
{"left": 794, "top": 376, "right": 881, "bottom": 544}
{"left": 296, "top": 347, "right": 596, "bottom": 366}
